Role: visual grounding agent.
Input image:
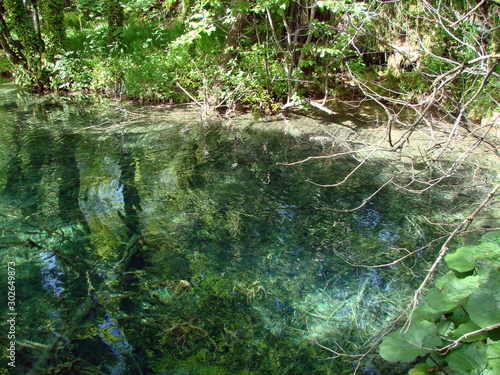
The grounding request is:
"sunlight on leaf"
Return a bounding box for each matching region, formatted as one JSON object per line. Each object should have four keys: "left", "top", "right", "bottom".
{"left": 447, "top": 341, "right": 488, "bottom": 372}
{"left": 379, "top": 321, "right": 441, "bottom": 362}
{"left": 467, "top": 279, "right": 500, "bottom": 329}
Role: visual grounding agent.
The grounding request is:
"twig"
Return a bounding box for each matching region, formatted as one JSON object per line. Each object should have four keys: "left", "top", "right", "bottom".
{"left": 176, "top": 82, "right": 202, "bottom": 107}
{"left": 277, "top": 148, "right": 383, "bottom": 166}
{"left": 438, "top": 322, "right": 500, "bottom": 353}
{"left": 326, "top": 174, "right": 399, "bottom": 211}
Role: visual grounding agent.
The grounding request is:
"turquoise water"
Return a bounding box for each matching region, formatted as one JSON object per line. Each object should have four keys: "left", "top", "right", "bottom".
{"left": 0, "top": 89, "right": 481, "bottom": 374}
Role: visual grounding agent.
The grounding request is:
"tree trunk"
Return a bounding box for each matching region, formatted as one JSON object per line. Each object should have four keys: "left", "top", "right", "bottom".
{"left": 105, "top": 0, "right": 124, "bottom": 45}
{"left": 3, "top": 0, "right": 43, "bottom": 57}
{"left": 39, "top": 0, "right": 65, "bottom": 60}
{"left": 2, "top": 0, "right": 46, "bottom": 88}
{"left": 0, "top": 10, "right": 26, "bottom": 66}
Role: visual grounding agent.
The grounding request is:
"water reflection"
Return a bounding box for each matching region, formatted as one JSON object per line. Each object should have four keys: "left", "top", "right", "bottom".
{"left": 0, "top": 91, "right": 474, "bottom": 374}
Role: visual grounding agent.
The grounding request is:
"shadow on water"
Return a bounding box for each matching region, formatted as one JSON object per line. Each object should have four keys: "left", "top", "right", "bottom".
{"left": 0, "top": 89, "right": 489, "bottom": 374}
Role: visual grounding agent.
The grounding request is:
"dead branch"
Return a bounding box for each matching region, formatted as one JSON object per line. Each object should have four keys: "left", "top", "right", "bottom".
{"left": 405, "top": 182, "right": 500, "bottom": 326}
{"left": 438, "top": 322, "right": 500, "bottom": 353}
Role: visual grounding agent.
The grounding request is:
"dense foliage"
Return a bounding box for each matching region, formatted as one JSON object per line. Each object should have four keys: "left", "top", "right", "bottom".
{"left": 0, "top": 0, "right": 498, "bottom": 115}
{"left": 380, "top": 231, "right": 500, "bottom": 375}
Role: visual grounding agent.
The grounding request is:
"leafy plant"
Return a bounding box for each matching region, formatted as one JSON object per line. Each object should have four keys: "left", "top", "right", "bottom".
{"left": 49, "top": 52, "right": 93, "bottom": 91}
{"left": 379, "top": 231, "right": 500, "bottom": 374}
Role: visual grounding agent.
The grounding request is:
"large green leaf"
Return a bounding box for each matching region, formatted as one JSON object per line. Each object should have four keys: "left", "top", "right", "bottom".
{"left": 408, "top": 363, "right": 432, "bottom": 375}
{"left": 379, "top": 332, "right": 429, "bottom": 362}
{"left": 446, "top": 306, "right": 470, "bottom": 326}
{"left": 436, "top": 318, "right": 454, "bottom": 337}
{"left": 475, "top": 241, "right": 500, "bottom": 262}
{"left": 426, "top": 275, "right": 478, "bottom": 312}
{"left": 445, "top": 246, "right": 477, "bottom": 272}
{"left": 445, "top": 232, "right": 500, "bottom": 272}
{"left": 487, "top": 339, "right": 500, "bottom": 373}
{"left": 480, "top": 231, "right": 500, "bottom": 246}
{"left": 379, "top": 321, "right": 441, "bottom": 362}
{"left": 434, "top": 271, "right": 456, "bottom": 289}
{"left": 466, "top": 278, "right": 500, "bottom": 328}
{"left": 412, "top": 301, "right": 443, "bottom": 322}
{"left": 426, "top": 287, "right": 458, "bottom": 311}
{"left": 447, "top": 341, "right": 488, "bottom": 372}
{"left": 445, "top": 275, "right": 480, "bottom": 300}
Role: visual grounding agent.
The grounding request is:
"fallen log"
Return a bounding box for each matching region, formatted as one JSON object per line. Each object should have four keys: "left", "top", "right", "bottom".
{"left": 281, "top": 98, "right": 336, "bottom": 115}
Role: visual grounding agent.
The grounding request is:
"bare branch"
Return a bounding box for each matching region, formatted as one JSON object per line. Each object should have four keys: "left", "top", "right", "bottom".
{"left": 278, "top": 148, "right": 385, "bottom": 166}
{"left": 438, "top": 322, "right": 500, "bottom": 353}
{"left": 324, "top": 174, "right": 399, "bottom": 211}
{"left": 405, "top": 182, "right": 500, "bottom": 327}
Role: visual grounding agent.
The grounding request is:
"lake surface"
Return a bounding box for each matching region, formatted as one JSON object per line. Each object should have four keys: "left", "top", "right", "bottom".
{"left": 0, "top": 87, "right": 493, "bottom": 374}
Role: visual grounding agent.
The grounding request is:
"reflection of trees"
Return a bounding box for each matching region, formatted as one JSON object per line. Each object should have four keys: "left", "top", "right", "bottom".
{"left": 0, "top": 97, "right": 496, "bottom": 373}
{"left": 77, "top": 147, "right": 127, "bottom": 260}
{"left": 0, "top": 100, "right": 140, "bottom": 373}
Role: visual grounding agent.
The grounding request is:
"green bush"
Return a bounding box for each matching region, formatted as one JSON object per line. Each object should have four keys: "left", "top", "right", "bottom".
{"left": 380, "top": 231, "right": 500, "bottom": 375}
{"left": 50, "top": 52, "right": 93, "bottom": 91}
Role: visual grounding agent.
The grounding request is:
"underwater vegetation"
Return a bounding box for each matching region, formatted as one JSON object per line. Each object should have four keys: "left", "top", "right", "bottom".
{"left": 0, "top": 93, "right": 497, "bottom": 374}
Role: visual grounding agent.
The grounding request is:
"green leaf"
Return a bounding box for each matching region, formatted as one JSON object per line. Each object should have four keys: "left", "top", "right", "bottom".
{"left": 426, "top": 287, "right": 459, "bottom": 312}
{"left": 379, "top": 321, "right": 440, "bottom": 362}
{"left": 434, "top": 271, "right": 456, "bottom": 289}
{"left": 379, "top": 332, "right": 429, "bottom": 362}
{"left": 413, "top": 301, "right": 443, "bottom": 322}
{"left": 476, "top": 241, "right": 500, "bottom": 260}
{"left": 408, "top": 363, "right": 432, "bottom": 375}
{"left": 467, "top": 278, "right": 500, "bottom": 328}
{"left": 446, "top": 275, "right": 480, "bottom": 300}
{"left": 436, "top": 319, "right": 454, "bottom": 336}
{"left": 445, "top": 232, "right": 500, "bottom": 272}
{"left": 487, "top": 339, "right": 500, "bottom": 373}
{"left": 447, "top": 341, "right": 488, "bottom": 372}
{"left": 445, "top": 246, "right": 477, "bottom": 272}
{"left": 446, "top": 306, "right": 471, "bottom": 326}
{"left": 481, "top": 231, "right": 500, "bottom": 246}
{"left": 477, "top": 265, "right": 499, "bottom": 283}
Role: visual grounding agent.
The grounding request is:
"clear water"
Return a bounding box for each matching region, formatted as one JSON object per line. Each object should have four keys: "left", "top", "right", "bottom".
{"left": 0, "top": 87, "right": 485, "bottom": 374}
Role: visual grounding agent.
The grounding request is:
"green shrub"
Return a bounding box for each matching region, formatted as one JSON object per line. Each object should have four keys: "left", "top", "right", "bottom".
{"left": 0, "top": 55, "right": 12, "bottom": 81}
{"left": 49, "top": 52, "right": 93, "bottom": 91}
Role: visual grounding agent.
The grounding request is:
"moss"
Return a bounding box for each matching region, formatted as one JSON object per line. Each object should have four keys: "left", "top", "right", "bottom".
{"left": 104, "top": 0, "right": 124, "bottom": 45}
{"left": 40, "top": 0, "right": 66, "bottom": 60}
{"left": 3, "top": 0, "right": 45, "bottom": 87}
{"left": 3, "top": 0, "right": 43, "bottom": 56}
